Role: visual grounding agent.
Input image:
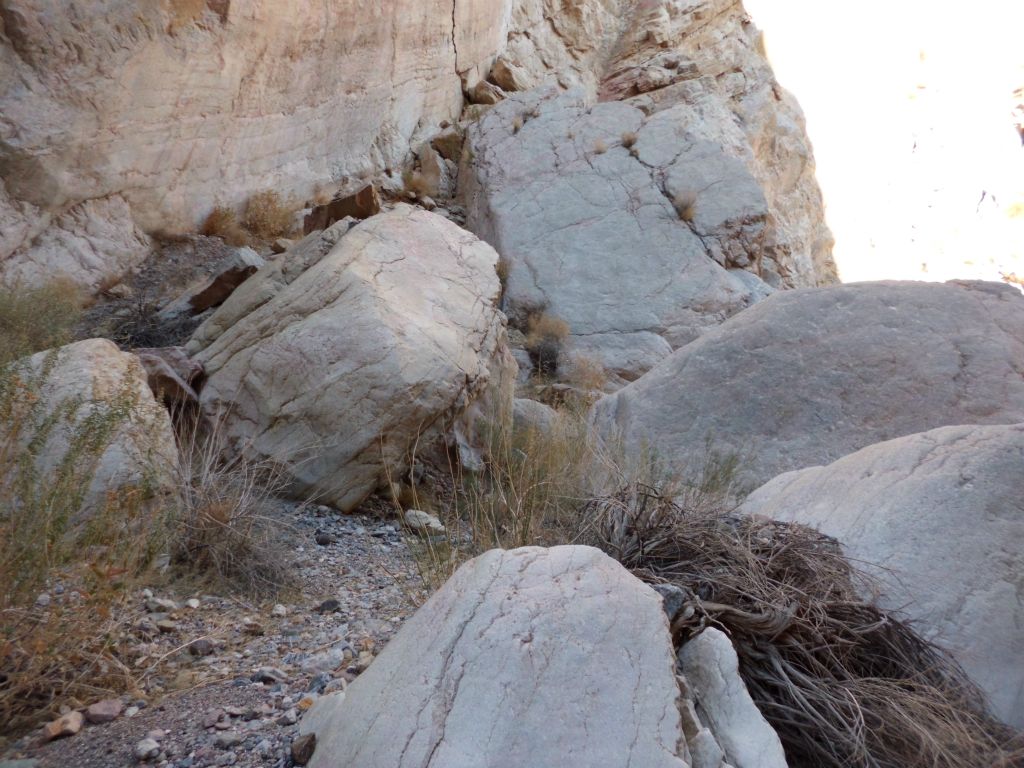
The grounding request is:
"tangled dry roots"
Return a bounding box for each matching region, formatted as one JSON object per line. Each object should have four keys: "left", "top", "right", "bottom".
{"left": 578, "top": 482, "right": 1024, "bottom": 768}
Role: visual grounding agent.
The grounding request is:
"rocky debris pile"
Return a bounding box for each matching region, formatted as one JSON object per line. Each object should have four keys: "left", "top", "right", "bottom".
{"left": 741, "top": 422, "right": 1024, "bottom": 728}
{"left": 592, "top": 280, "right": 1024, "bottom": 490}
{"left": 191, "top": 205, "right": 515, "bottom": 511}
{"left": 300, "top": 545, "right": 787, "bottom": 768}
{"left": 5, "top": 506, "right": 425, "bottom": 768}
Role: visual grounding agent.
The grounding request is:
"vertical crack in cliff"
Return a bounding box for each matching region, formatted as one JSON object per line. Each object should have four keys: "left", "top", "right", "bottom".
{"left": 451, "top": 0, "right": 460, "bottom": 74}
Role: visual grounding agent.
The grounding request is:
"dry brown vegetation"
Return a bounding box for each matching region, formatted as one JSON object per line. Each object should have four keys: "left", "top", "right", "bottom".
{"left": 243, "top": 190, "right": 295, "bottom": 241}
{"left": 524, "top": 311, "right": 570, "bottom": 376}
{"left": 592, "top": 138, "right": 608, "bottom": 155}
{"left": 401, "top": 168, "right": 432, "bottom": 198}
{"left": 200, "top": 205, "right": 248, "bottom": 246}
{"left": 621, "top": 131, "right": 638, "bottom": 149}
{"left": 673, "top": 189, "right": 698, "bottom": 222}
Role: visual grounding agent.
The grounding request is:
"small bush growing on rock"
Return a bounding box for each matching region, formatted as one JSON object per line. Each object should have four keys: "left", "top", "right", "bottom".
{"left": 563, "top": 354, "right": 607, "bottom": 398}
{"left": 512, "top": 116, "right": 524, "bottom": 134}
{"left": 243, "top": 190, "right": 295, "bottom": 241}
{"left": 673, "top": 189, "right": 698, "bottom": 222}
{"left": 524, "top": 312, "right": 570, "bottom": 376}
{"left": 0, "top": 280, "right": 83, "bottom": 365}
{"left": 201, "top": 205, "right": 249, "bottom": 246}
{"left": 621, "top": 131, "right": 638, "bottom": 149}
{"left": 592, "top": 139, "right": 608, "bottom": 155}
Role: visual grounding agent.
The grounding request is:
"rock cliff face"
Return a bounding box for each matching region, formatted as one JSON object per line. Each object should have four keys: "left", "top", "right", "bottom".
{"left": 0, "top": 0, "right": 835, "bottom": 298}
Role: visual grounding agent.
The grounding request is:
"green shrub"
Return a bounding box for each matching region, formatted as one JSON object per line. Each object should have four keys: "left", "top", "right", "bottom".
{"left": 0, "top": 280, "right": 83, "bottom": 365}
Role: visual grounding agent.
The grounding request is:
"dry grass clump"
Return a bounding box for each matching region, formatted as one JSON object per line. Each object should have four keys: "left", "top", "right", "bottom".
{"left": 411, "top": 406, "right": 594, "bottom": 587}
{"left": 524, "top": 311, "right": 570, "bottom": 376}
{"left": 201, "top": 205, "right": 248, "bottom": 246}
{"left": 171, "top": 419, "right": 295, "bottom": 599}
{"left": 578, "top": 481, "right": 1024, "bottom": 768}
{"left": 673, "top": 189, "right": 698, "bottom": 222}
{"left": 0, "top": 279, "right": 83, "bottom": 365}
{"left": 512, "top": 116, "right": 524, "bottom": 134}
{"left": 621, "top": 131, "right": 638, "bottom": 149}
{"left": 563, "top": 354, "right": 607, "bottom": 396}
{"left": 243, "top": 190, "right": 294, "bottom": 241}
{"left": 592, "top": 138, "right": 608, "bottom": 155}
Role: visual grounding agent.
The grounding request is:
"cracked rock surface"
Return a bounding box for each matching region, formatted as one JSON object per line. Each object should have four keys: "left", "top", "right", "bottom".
{"left": 741, "top": 422, "right": 1024, "bottom": 728}
{"left": 591, "top": 280, "right": 1024, "bottom": 490}
{"left": 191, "top": 205, "right": 515, "bottom": 512}
{"left": 304, "top": 545, "right": 689, "bottom": 768}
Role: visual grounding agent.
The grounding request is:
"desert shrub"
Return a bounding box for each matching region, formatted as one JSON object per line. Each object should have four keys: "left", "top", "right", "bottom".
{"left": 578, "top": 482, "right": 1024, "bottom": 768}
{"left": 0, "top": 352, "right": 169, "bottom": 732}
{"left": 410, "top": 405, "right": 595, "bottom": 587}
{"left": 201, "top": 205, "right": 248, "bottom": 246}
{"left": 592, "top": 138, "right": 608, "bottom": 155}
{"left": 621, "top": 131, "right": 638, "bottom": 149}
{"left": 673, "top": 189, "right": 698, "bottom": 222}
{"left": 171, "top": 419, "right": 295, "bottom": 598}
{"left": 563, "top": 354, "right": 607, "bottom": 397}
{"left": 0, "top": 280, "right": 83, "bottom": 365}
{"left": 512, "top": 116, "right": 524, "bottom": 134}
{"left": 524, "top": 311, "right": 570, "bottom": 376}
{"left": 243, "top": 191, "right": 294, "bottom": 241}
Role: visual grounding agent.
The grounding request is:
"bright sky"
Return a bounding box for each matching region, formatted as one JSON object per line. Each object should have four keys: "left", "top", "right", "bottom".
{"left": 743, "top": 0, "right": 1024, "bottom": 284}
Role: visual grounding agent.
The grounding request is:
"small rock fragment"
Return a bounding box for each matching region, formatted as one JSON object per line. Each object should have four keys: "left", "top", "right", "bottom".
{"left": 85, "top": 698, "right": 123, "bottom": 724}
{"left": 134, "top": 737, "right": 160, "bottom": 761}
{"left": 403, "top": 509, "right": 445, "bottom": 535}
{"left": 315, "top": 599, "right": 341, "bottom": 614}
{"left": 291, "top": 733, "right": 317, "bottom": 766}
{"left": 42, "top": 711, "right": 83, "bottom": 741}
{"left": 188, "top": 638, "right": 215, "bottom": 657}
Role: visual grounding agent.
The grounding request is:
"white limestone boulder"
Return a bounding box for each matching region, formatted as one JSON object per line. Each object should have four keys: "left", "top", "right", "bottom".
{"left": 192, "top": 206, "right": 515, "bottom": 511}
{"left": 591, "top": 281, "right": 1024, "bottom": 491}
{"left": 304, "top": 546, "right": 689, "bottom": 768}
{"left": 740, "top": 423, "right": 1024, "bottom": 728}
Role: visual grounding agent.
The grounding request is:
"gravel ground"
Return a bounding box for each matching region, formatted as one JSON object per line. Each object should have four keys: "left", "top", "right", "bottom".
{"left": 3, "top": 502, "right": 428, "bottom": 768}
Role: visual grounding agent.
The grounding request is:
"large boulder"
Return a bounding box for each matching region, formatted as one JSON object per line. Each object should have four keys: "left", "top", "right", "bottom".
{"left": 304, "top": 545, "right": 689, "bottom": 768}
{"left": 191, "top": 205, "right": 514, "bottom": 511}
{"left": 591, "top": 281, "right": 1024, "bottom": 490}
{"left": 462, "top": 87, "right": 773, "bottom": 380}
{"left": 2, "top": 339, "right": 179, "bottom": 522}
{"left": 740, "top": 423, "right": 1024, "bottom": 728}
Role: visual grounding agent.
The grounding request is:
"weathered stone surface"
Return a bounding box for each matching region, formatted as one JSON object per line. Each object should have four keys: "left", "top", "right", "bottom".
{"left": 305, "top": 546, "right": 688, "bottom": 768}
{"left": 187, "top": 219, "right": 356, "bottom": 354}
{"left": 85, "top": 699, "right": 124, "bottom": 724}
{"left": 0, "top": 0, "right": 513, "bottom": 239}
{"left": 741, "top": 423, "right": 1024, "bottom": 728}
{"left": 3, "top": 339, "right": 179, "bottom": 522}
{"left": 192, "top": 206, "right": 514, "bottom": 511}
{"left": 0, "top": 195, "right": 150, "bottom": 291}
{"left": 303, "top": 185, "right": 381, "bottom": 235}
{"left": 462, "top": 87, "right": 775, "bottom": 378}
{"left": 512, "top": 397, "right": 557, "bottom": 435}
{"left": 592, "top": 281, "right": 1024, "bottom": 490}
{"left": 157, "top": 247, "right": 264, "bottom": 320}
{"left": 679, "top": 629, "right": 789, "bottom": 768}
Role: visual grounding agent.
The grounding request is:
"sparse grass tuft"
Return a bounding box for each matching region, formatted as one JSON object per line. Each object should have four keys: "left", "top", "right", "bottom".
{"left": 524, "top": 312, "right": 570, "bottom": 377}
{"left": 563, "top": 354, "right": 607, "bottom": 397}
{"left": 673, "top": 189, "right": 698, "bottom": 222}
{"left": 621, "top": 131, "right": 638, "bottom": 149}
{"left": 512, "top": 116, "right": 524, "bottom": 134}
{"left": 243, "top": 191, "right": 295, "bottom": 241}
{"left": 172, "top": 419, "right": 295, "bottom": 599}
{"left": 592, "top": 139, "right": 608, "bottom": 155}
{"left": 0, "top": 280, "right": 84, "bottom": 365}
